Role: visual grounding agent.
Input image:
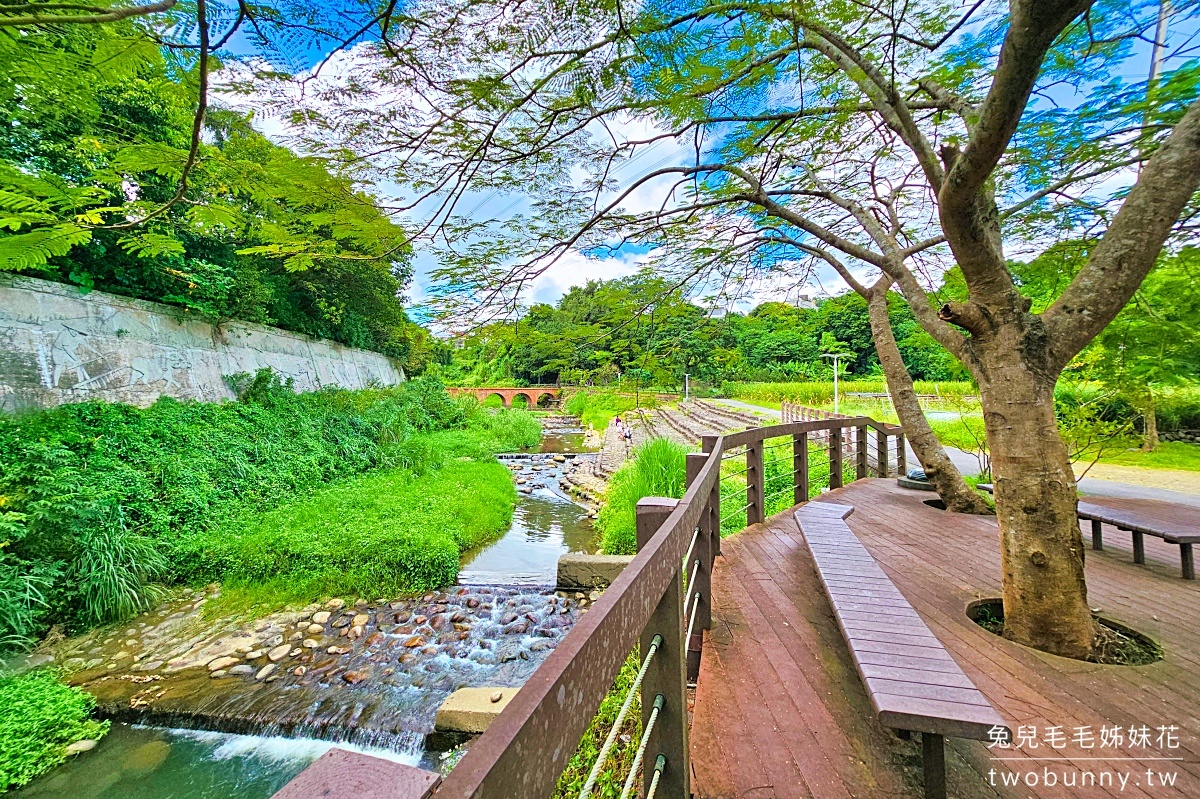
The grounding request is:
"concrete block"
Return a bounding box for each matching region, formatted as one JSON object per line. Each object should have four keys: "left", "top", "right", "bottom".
{"left": 556, "top": 553, "right": 633, "bottom": 590}
{"left": 435, "top": 687, "right": 519, "bottom": 734}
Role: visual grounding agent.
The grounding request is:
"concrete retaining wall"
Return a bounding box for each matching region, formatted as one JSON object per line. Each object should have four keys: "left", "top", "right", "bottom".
{"left": 0, "top": 275, "right": 405, "bottom": 412}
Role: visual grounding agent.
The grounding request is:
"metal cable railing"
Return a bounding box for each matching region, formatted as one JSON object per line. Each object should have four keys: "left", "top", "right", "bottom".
{"left": 618, "top": 694, "right": 665, "bottom": 799}
{"left": 577, "top": 634, "right": 664, "bottom": 799}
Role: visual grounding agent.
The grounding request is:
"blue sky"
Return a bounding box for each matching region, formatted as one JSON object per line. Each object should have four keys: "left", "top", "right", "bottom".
{"left": 224, "top": 1, "right": 1200, "bottom": 321}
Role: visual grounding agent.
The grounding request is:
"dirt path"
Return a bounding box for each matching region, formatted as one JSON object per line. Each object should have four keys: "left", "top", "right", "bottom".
{"left": 1079, "top": 462, "right": 1200, "bottom": 494}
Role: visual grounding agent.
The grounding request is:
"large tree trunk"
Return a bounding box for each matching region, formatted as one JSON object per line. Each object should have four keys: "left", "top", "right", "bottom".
{"left": 865, "top": 291, "right": 991, "bottom": 514}
{"left": 977, "top": 344, "right": 1093, "bottom": 659}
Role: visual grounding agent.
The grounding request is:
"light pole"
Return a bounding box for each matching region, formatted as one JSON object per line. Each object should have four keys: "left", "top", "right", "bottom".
{"left": 684, "top": 373, "right": 690, "bottom": 401}
{"left": 821, "top": 353, "right": 844, "bottom": 415}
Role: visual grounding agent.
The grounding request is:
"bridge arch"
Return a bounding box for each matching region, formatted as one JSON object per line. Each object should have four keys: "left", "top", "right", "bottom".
{"left": 445, "top": 386, "right": 562, "bottom": 409}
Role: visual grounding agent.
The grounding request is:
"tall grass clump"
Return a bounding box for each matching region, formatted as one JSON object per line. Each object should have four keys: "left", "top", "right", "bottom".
{"left": 0, "top": 670, "right": 109, "bottom": 791}
{"left": 596, "top": 437, "right": 690, "bottom": 555}
{"left": 0, "top": 373, "right": 539, "bottom": 648}
{"left": 722, "top": 380, "right": 977, "bottom": 406}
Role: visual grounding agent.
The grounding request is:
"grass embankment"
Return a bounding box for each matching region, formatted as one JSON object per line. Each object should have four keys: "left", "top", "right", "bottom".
{"left": 193, "top": 460, "right": 517, "bottom": 615}
{"left": 565, "top": 390, "right": 658, "bottom": 431}
{"left": 0, "top": 374, "right": 540, "bottom": 649}
{"left": 595, "top": 438, "right": 690, "bottom": 554}
{"left": 0, "top": 670, "right": 109, "bottom": 792}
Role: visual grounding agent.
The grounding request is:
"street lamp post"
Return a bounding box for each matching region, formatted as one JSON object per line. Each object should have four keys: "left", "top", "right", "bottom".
{"left": 821, "top": 353, "right": 845, "bottom": 415}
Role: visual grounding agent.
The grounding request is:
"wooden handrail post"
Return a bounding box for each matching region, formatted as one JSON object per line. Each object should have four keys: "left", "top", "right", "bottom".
{"left": 746, "top": 437, "right": 764, "bottom": 526}
{"left": 829, "top": 426, "right": 844, "bottom": 489}
{"left": 636, "top": 498, "right": 690, "bottom": 799}
{"left": 685, "top": 453, "right": 713, "bottom": 680}
{"left": 877, "top": 429, "right": 889, "bottom": 477}
{"left": 896, "top": 430, "right": 907, "bottom": 475}
{"left": 794, "top": 431, "right": 809, "bottom": 505}
{"left": 701, "top": 435, "right": 721, "bottom": 554}
{"left": 856, "top": 425, "right": 868, "bottom": 480}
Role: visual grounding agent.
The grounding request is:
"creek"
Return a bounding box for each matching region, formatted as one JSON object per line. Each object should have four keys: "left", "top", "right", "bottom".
{"left": 16, "top": 419, "right": 599, "bottom": 799}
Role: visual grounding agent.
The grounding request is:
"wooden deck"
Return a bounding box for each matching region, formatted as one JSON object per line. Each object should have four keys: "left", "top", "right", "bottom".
{"left": 690, "top": 479, "right": 1200, "bottom": 798}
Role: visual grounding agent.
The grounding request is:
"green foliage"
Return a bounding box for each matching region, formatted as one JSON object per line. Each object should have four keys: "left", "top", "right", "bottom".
{"left": 0, "top": 670, "right": 109, "bottom": 791}
{"left": 552, "top": 651, "right": 641, "bottom": 799}
{"left": 0, "top": 23, "right": 427, "bottom": 366}
{"left": 0, "top": 376, "right": 537, "bottom": 647}
{"left": 564, "top": 390, "right": 647, "bottom": 430}
{"left": 596, "top": 438, "right": 690, "bottom": 555}
{"left": 448, "top": 277, "right": 961, "bottom": 389}
{"left": 186, "top": 460, "right": 516, "bottom": 608}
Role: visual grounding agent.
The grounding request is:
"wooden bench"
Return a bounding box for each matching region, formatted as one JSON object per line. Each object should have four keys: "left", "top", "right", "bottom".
{"left": 795, "top": 502, "right": 1010, "bottom": 799}
{"left": 1078, "top": 501, "right": 1198, "bottom": 580}
{"left": 975, "top": 487, "right": 1197, "bottom": 581}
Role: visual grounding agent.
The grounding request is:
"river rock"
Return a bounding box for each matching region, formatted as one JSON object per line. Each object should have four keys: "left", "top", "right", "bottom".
{"left": 307, "top": 624, "right": 324, "bottom": 635}
{"left": 429, "top": 615, "right": 446, "bottom": 631}
{"left": 289, "top": 631, "right": 303, "bottom": 642}
{"left": 255, "top": 664, "right": 275, "bottom": 680}
{"left": 342, "top": 670, "right": 370, "bottom": 685}
{"left": 245, "top": 649, "right": 266, "bottom": 660}
{"left": 403, "top": 635, "right": 426, "bottom": 648}
{"left": 311, "top": 611, "right": 331, "bottom": 624}
{"left": 302, "top": 638, "right": 320, "bottom": 649}
{"left": 503, "top": 622, "right": 528, "bottom": 635}
{"left": 210, "top": 669, "right": 228, "bottom": 678}
{"left": 229, "top": 664, "right": 255, "bottom": 676}
{"left": 293, "top": 666, "right": 307, "bottom": 677}
{"left": 499, "top": 612, "right": 518, "bottom": 625}
{"left": 413, "top": 615, "right": 428, "bottom": 625}
{"left": 207, "top": 656, "right": 240, "bottom": 672}
{"left": 326, "top": 645, "right": 351, "bottom": 655}
{"left": 466, "top": 598, "right": 480, "bottom": 609}
{"left": 66, "top": 739, "right": 98, "bottom": 755}
{"left": 268, "top": 644, "right": 292, "bottom": 662}
{"left": 332, "top": 615, "right": 352, "bottom": 629}
{"left": 324, "top": 598, "right": 345, "bottom": 610}
{"left": 348, "top": 625, "right": 364, "bottom": 640}
{"left": 352, "top": 613, "right": 369, "bottom": 627}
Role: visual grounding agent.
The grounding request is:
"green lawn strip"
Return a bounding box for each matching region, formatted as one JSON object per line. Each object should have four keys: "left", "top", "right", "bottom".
{"left": 189, "top": 459, "right": 517, "bottom": 617}
{"left": 0, "top": 670, "right": 109, "bottom": 792}
{"left": 1093, "top": 440, "right": 1200, "bottom": 473}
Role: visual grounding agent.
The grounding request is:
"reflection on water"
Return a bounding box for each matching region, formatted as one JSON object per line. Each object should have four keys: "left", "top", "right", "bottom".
{"left": 457, "top": 451, "right": 595, "bottom": 585}
{"left": 15, "top": 723, "right": 420, "bottom": 799}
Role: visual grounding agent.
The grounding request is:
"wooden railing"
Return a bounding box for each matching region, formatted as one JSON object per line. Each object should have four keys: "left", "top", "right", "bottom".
{"left": 275, "top": 416, "right": 904, "bottom": 799}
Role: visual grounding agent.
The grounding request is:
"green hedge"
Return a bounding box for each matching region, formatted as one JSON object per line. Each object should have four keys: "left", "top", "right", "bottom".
{"left": 720, "top": 380, "right": 977, "bottom": 405}
{"left": 1055, "top": 383, "right": 1200, "bottom": 432}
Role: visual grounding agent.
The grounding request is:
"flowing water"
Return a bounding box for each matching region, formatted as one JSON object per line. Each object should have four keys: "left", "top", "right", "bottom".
{"left": 15, "top": 421, "right": 599, "bottom": 799}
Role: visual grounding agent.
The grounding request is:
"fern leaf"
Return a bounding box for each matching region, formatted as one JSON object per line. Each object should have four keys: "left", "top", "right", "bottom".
{"left": 0, "top": 225, "right": 91, "bottom": 271}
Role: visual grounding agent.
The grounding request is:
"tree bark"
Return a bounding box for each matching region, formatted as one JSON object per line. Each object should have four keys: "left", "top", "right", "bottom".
{"left": 865, "top": 291, "right": 991, "bottom": 514}
{"left": 1142, "top": 393, "right": 1159, "bottom": 452}
{"left": 977, "top": 336, "right": 1093, "bottom": 659}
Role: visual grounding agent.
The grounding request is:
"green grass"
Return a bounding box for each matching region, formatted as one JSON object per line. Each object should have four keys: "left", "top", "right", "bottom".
{"left": 190, "top": 459, "right": 517, "bottom": 616}
{"left": 0, "top": 374, "right": 541, "bottom": 649}
{"left": 0, "top": 670, "right": 109, "bottom": 791}
{"left": 1096, "top": 441, "right": 1200, "bottom": 472}
{"left": 564, "top": 390, "right": 658, "bottom": 430}
{"left": 596, "top": 438, "right": 691, "bottom": 555}
{"left": 722, "top": 380, "right": 977, "bottom": 405}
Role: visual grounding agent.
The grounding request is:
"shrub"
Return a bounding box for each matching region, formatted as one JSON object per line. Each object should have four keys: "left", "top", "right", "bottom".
{"left": 596, "top": 438, "right": 690, "bottom": 555}
{"left": 0, "top": 670, "right": 108, "bottom": 791}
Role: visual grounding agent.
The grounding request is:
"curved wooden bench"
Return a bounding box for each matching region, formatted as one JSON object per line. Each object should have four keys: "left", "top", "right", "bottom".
{"left": 795, "top": 502, "right": 1010, "bottom": 799}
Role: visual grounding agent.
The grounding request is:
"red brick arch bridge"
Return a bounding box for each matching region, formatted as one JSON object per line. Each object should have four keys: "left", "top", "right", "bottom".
{"left": 445, "top": 386, "right": 562, "bottom": 408}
